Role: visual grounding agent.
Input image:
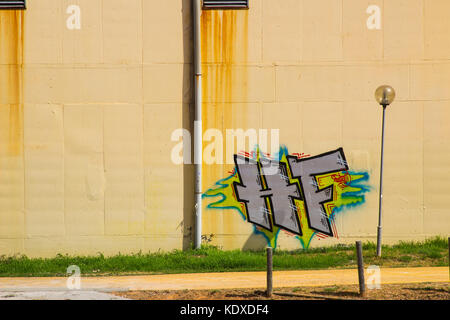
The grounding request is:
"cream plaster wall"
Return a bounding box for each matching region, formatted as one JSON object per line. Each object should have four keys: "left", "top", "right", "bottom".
{"left": 0, "top": 0, "right": 448, "bottom": 257}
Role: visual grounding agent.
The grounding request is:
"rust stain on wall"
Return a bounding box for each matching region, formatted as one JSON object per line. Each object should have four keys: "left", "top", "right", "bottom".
{"left": 0, "top": 11, "right": 25, "bottom": 240}
{"left": 201, "top": 10, "right": 249, "bottom": 242}
{"left": 0, "top": 11, "right": 24, "bottom": 157}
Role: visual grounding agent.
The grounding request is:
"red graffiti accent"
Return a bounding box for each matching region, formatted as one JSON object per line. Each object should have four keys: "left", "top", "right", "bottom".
{"left": 334, "top": 222, "right": 339, "bottom": 239}
{"left": 239, "top": 151, "right": 251, "bottom": 158}
{"left": 325, "top": 203, "right": 335, "bottom": 215}
{"left": 331, "top": 218, "right": 339, "bottom": 239}
{"left": 240, "top": 203, "right": 246, "bottom": 215}
{"left": 331, "top": 171, "right": 351, "bottom": 189}
{"left": 238, "top": 151, "right": 298, "bottom": 162}
{"left": 238, "top": 150, "right": 261, "bottom": 160}
{"left": 282, "top": 229, "right": 296, "bottom": 237}
{"left": 292, "top": 153, "right": 311, "bottom": 160}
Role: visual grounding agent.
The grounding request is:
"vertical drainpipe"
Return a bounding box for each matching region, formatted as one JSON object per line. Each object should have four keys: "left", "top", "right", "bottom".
{"left": 193, "top": 0, "right": 203, "bottom": 249}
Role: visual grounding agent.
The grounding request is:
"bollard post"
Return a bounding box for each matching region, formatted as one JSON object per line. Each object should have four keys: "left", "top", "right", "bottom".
{"left": 266, "top": 247, "right": 273, "bottom": 298}
{"left": 356, "top": 241, "right": 366, "bottom": 297}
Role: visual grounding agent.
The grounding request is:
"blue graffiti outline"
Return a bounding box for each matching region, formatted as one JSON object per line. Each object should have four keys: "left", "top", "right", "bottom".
{"left": 202, "top": 173, "right": 247, "bottom": 221}
{"left": 331, "top": 171, "right": 372, "bottom": 216}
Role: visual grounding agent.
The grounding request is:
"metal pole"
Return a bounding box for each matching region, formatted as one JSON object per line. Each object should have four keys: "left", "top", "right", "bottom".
{"left": 356, "top": 241, "right": 366, "bottom": 297}
{"left": 266, "top": 247, "right": 273, "bottom": 298}
{"left": 448, "top": 237, "right": 449, "bottom": 280}
{"left": 193, "top": 0, "right": 203, "bottom": 249}
{"left": 376, "top": 105, "right": 387, "bottom": 257}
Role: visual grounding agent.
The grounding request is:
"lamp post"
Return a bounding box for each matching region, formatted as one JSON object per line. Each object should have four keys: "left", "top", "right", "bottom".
{"left": 374, "top": 85, "right": 395, "bottom": 257}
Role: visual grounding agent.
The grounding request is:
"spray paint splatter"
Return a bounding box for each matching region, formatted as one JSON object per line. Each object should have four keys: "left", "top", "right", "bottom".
{"left": 203, "top": 146, "right": 371, "bottom": 249}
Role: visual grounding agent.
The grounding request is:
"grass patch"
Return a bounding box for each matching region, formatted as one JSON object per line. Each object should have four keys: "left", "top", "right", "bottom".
{"left": 322, "top": 286, "right": 340, "bottom": 293}
{"left": 398, "top": 255, "right": 413, "bottom": 262}
{"left": 0, "top": 237, "right": 447, "bottom": 277}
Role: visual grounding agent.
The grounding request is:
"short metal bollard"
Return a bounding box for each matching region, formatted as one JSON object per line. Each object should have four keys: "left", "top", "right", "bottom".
{"left": 356, "top": 241, "right": 366, "bottom": 297}
{"left": 266, "top": 247, "right": 273, "bottom": 298}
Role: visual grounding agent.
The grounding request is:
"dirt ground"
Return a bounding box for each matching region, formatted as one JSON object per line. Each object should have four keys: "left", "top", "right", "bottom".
{"left": 113, "top": 282, "right": 449, "bottom": 300}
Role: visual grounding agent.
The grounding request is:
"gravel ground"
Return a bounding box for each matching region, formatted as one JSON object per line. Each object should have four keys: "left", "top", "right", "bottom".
{"left": 113, "top": 282, "right": 449, "bottom": 300}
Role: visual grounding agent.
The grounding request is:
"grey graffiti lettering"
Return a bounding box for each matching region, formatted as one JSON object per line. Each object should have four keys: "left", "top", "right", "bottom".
{"left": 287, "top": 148, "right": 348, "bottom": 235}
{"left": 233, "top": 155, "right": 302, "bottom": 235}
{"left": 261, "top": 160, "right": 302, "bottom": 234}
{"left": 233, "top": 149, "right": 349, "bottom": 237}
{"left": 233, "top": 155, "right": 272, "bottom": 230}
